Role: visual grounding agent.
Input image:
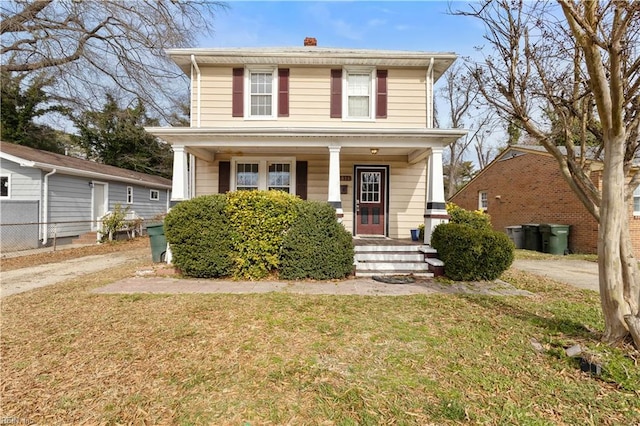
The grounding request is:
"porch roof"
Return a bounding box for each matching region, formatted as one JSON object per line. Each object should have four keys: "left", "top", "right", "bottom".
{"left": 146, "top": 126, "right": 467, "bottom": 148}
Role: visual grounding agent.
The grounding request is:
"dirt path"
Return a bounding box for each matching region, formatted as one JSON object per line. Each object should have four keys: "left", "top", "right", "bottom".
{"left": 1, "top": 250, "right": 147, "bottom": 297}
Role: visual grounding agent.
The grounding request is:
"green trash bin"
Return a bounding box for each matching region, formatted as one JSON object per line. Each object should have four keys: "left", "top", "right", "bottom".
{"left": 147, "top": 223, "right": 167, "bottom": 263}
{"left": 539, "top": 224, "right": 570, "bottom": 255}
{"left": 522, "top": 224, "right": 542, "bottom": 252}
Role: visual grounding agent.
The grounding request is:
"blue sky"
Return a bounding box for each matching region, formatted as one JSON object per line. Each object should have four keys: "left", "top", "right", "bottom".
{"left": 200, "top": 1, "right": 484, "bottom": 59}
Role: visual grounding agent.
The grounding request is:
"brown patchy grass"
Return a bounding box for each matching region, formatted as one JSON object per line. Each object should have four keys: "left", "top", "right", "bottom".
{"left": 1, "top": 250, "right": 639, "bottom": 425}
{"left": 0, "top": 237, "right": 150, "bottom": 272}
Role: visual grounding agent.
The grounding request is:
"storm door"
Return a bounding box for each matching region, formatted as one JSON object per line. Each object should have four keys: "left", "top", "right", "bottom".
{"left": 355, "top": 167, "right": 387, "bottom": 236}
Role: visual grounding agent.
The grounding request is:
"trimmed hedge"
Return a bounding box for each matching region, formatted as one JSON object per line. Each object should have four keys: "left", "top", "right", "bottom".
{"left": 164, "top": 195, "right": 233, "bottom": 278}
{"left": 279, "top": 201, "right": 354, "bottom": 280}
{"left": 431, "top": 223, "right": 514, "bottom": 281}
{"left": 226, "top": 190, "right": 303, "bottom": 280}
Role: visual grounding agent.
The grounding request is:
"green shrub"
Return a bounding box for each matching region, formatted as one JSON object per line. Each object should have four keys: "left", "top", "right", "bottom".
{"left": 100, "top": 203, "right": 128, "bottom": 241}
{"left": 164, "top": 195, "right": 233, "bottom": 278}
{"left": 279, "top": 201, "right": 354, "bottom": 280}
{"left": 226, "top": 190, "right": 303, "bottom": 280}
{"left": 431, "top": 223, "right": 514, "bottom": 281}
{"left": 447, "top": 202, "right": 492, "bottom": 231}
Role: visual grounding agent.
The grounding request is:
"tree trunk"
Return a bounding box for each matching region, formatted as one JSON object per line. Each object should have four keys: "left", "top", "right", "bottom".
{"left": 599, "top": 133, "right": 639, "bottom": 345}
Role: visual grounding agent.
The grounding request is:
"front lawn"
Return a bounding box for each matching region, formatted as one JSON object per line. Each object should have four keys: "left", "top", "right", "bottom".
{"left": 1, "top": 261, "right": 637, "bottom": 425}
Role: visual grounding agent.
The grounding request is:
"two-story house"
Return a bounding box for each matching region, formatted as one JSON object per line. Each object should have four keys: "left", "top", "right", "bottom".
{"left": 147, "top": 40, "right": 466, "bottom": 254}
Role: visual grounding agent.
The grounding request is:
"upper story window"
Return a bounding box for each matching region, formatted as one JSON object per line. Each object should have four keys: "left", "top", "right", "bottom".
{"left": 233, "top": 67, "right": 289, "bottom": 120}
{"left": 1, "top": 175, "right": 10, "bottom": 198}
{"left": 345, "top": 69, "right": 374, "bottom": 119}
{"left": 150, "top": 189, "right": 160, "bottom": 201}
{"left": 634, "top": 186, "right": 640, "bottom": 216}
{"left": 331, "top": 68, "right": 387, "bottom": 120}
{"left": 478, "top": 191, "right": 488, "bottom": 211}
{"left": 249, "top": 69, "right": 275, "bottom": 117}
{"left": 126, "top": 186, "right": 133, "bottom": 204}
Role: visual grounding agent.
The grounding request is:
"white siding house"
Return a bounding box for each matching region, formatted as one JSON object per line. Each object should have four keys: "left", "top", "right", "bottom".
{"left": 147, "top": 43, "right": 467, "bottom": 244}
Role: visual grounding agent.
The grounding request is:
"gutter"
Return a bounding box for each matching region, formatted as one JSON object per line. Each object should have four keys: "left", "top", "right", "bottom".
{"left": 191, "top": 54, "right": 201, "bottom": 127}
{"left": 42, "top": 168, "right": 57, "bottom": 245}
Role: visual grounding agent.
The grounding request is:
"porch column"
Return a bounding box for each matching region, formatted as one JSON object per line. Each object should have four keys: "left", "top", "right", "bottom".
{"left": 424, "top": 147, "right": 449, "bottom": 245}
{"left": 171, "top": 145, "right": 189, "bottom": 201}
{"left": 327, "top": 145, "right": 343, "bottom": 220}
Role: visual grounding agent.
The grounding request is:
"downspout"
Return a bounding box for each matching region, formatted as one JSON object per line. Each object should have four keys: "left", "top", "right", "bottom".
{"left": 190, "top": 54, "right": 201, "bottom": 127}
{"left": 42, "top": 169, "right": 57, "bottom": 245}
{"left": 426, "top": 57, "right": 434, "bottom": 128}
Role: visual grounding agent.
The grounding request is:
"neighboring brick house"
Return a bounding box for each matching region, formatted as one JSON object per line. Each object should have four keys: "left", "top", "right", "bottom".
{"left": 450, "top": 145, "right": 617, "bottom": 255}
{"left": 146, "top": 40, "right": 467, "bottom": 244}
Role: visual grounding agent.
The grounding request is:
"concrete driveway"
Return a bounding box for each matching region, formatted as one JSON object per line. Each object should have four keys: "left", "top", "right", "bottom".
{"left": 512, "top": 259, "right": 599, "bottom": 292}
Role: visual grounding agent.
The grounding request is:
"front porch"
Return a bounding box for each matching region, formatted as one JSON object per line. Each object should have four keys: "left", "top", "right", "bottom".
{"left": 353, "top": 237, "right": 442, "bottom": 277}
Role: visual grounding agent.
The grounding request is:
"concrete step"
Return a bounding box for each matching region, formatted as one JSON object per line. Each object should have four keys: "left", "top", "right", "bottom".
{"left": 356, "top": 270, "right": 434, "bottom": 278}
{"left": 356, "top": 261, "right": 430, "bottom": 272}
{"left": 355, "top": 252, "right": 424, "bottom": 262}
{"left": 355, "top": 245, "right": 423, "bottom": 253}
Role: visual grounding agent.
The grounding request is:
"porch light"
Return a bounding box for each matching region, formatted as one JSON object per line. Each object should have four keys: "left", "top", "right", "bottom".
{"left": 370, "top": 148, "right": 379, "bottom": 155}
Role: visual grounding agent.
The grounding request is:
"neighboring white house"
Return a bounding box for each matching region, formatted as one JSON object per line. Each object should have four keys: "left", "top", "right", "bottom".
{"left": 0, "top": 141, "right": 172, "bottom": 251}
{"left": 146, "top": 40, "right": 467, "bottom": 244}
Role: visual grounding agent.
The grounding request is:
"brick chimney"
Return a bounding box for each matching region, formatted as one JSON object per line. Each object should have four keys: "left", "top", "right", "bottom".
{"left": 304, "top": 37, "right": 317, "bottom": 47}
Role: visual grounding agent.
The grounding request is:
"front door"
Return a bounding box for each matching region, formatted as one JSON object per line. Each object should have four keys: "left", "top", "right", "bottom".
{"left": 355, "top": 167, "right": 386, "bottom": 236}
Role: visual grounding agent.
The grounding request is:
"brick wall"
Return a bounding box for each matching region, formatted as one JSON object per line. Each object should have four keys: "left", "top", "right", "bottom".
{"left": 450, "top": 151, "right": 600, "bottom": 254}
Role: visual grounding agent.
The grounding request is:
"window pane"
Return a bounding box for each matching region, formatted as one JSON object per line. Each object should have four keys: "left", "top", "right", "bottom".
{"left": 360, "top": 172, "right": 380, "bottom": 203}
{"left": 237, "top": 163, "right": 259, "bottom": 190}
{"left": 347, "top": 73, "right": 371, "bottom": 117}
{"left": 1, "top": 176, "right": 8, "bottom": 197}
{"left": 635, "top": 196, "right": 640, "bottom": 213}
{"left": 250, "top": 72, "right": 273, "bottom": 117}
{"left": 268, "top": 163, "right": 290, "bottom": 192}
{"left": 348, "top": 96, "right": 369, "bottom": 117}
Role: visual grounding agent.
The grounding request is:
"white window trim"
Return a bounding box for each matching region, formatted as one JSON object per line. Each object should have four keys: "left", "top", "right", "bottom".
{"left": 230, "top": 157, "right": 296, "bottom": 194}
{"left": 633, "top": 186, "right": 640, "bottom": 216}
{"left": 150, "top": 189, "right": 160, "bottom": 201}
{"left": 342, "top": 66, "right": 376, "bottom": 122}
{"left": 478, "top": 191, "right": 488, "bottom": 211}
{"left": 244, "top": 65, "right": 278, "bottom": 120}
{"left": 0, "top": 174, "right": 11, "bottom": 199}
{"left": 126, "top": 186, "right": 134, "bottom": 204}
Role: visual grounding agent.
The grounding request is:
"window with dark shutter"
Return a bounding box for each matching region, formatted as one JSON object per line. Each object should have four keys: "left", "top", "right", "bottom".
{"left": 219, "top": 161, "right": 231, "bottom": 193}
{"left": 376, "top": 70, "right": 388, "bottom": 119}
{"left": 296, "top": 161, "right": 308, "bottom": 200}
{"left": 330, "top": 69, "right": 342, "bottom": 118}
{"left": 232, "top": 68, "right": 244, "bottom": 117}
{"left": 278, "top": 68, "right": 289, "bottom": 117}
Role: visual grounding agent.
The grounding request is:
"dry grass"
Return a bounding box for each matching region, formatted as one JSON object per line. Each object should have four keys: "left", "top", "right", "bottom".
{"left": 1, "top": 249, "right": 638, "bottom": 425}
{"left": 0, "top": 238, "right": 150, "bottom": 272}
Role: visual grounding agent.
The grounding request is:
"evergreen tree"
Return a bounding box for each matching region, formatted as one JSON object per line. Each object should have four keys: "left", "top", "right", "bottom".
{"left": 0, "top": 71, "right": 65, "bottom": 153}
{"left": 72, "top": 95, "right": 172, "bottom": 178}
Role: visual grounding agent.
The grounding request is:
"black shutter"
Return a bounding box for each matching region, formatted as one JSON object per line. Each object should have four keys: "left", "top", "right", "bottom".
{"left": 219, "top": 161, "right": 231, "bottom": 193}
{"left": 296, "top": 161, "right": 308, "bottom": 200}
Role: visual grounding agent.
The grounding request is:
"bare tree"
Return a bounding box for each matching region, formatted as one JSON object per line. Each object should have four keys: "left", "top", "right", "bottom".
{"left": 439, "top": 63, "right": 499, "bottom": 198}
{"left": 1, "top": 0, "right": 226, "bottom": 120}
{"left": 456, "top": 0, "right": 640, "bottom": 347}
